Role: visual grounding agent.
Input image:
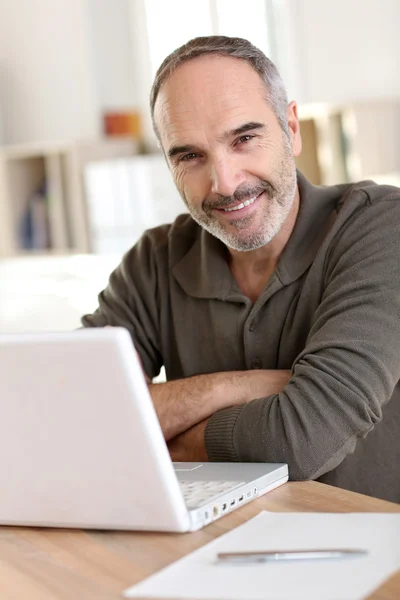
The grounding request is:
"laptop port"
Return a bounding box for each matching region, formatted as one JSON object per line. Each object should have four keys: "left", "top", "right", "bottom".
{"left": 222, "top": 502, "right": 228, "bottom": 512}
{"left": 246, "top": 490, "right": 252, "bottom": 499}
{"left": 213, "top": 504, "right": 220, "bottom": 518}
{"left": 230, "top": 499, "right": 236, "bottom": 507}
{"left": 253, "top": 487, "right": 258, "bottom": 496}
{"left": 238, "top": 495, "right": 244, "bottom": 503}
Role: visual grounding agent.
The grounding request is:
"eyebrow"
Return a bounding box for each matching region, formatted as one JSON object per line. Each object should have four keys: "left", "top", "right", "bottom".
{"left": 167, "top": 121, "right": 266, "bottom": 159}
{"left": 220, "top": 121, "right": 266, "bottom": 141}
{"left": 168, "top": 144, "right": 197, "bottom": 159}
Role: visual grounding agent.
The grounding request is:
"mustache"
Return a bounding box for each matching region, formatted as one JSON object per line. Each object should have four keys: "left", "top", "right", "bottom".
{"left": 203, "top": 181, "right": 274, "bottom": 211}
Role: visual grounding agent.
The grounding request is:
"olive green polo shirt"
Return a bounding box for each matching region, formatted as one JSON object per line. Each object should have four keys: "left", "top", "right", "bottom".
{"left": 82, "top": 171, "right": 400, "bottom": 502}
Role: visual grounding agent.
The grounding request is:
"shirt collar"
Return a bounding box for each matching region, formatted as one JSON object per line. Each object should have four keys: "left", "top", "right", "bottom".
{"left": 172, "top": 171, "right": 340, "bottom": 300}
{"left": 172, "top": 226, "right": 236, "bottom": 300}
{"left": 276, "top": 171, "right": 340, "bottom": 284}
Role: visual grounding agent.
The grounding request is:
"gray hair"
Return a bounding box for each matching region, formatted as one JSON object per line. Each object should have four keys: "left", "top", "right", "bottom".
{"left": 150, "top": 35, "right": 289, "bottom": 138}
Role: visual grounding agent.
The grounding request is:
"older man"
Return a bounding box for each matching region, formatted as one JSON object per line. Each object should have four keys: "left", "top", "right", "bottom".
{"left": 82, "top": 36, "right": 400, "bottom": 502}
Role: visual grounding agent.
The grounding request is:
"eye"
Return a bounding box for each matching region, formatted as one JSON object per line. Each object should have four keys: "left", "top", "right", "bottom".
{"left": 235, "top": 134, "right": 255, "bottom": 145}
{"left": 180, "top": 152, "right": 200, "bottom": 162}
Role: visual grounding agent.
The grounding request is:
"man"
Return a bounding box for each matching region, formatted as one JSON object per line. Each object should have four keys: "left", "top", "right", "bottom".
{"left": 82, "top": 36, "right": 400, "bottom": 502}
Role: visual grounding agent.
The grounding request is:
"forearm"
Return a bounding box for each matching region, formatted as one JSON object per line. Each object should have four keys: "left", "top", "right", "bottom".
{"left": 149, "top": 369, "right": 291, "bottom": 441}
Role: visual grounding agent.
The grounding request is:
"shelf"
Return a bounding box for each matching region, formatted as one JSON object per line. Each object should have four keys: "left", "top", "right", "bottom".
{"left": 0, "top": 138, "right": 138, "bottom": 258}
{"left": 296, "top": 99, "right": 400, "bottom": 186}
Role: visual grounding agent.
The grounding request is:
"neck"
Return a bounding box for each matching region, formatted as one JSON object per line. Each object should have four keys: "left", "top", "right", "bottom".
{"left": 228, "top": 187, "right": 300, "bottom": 302}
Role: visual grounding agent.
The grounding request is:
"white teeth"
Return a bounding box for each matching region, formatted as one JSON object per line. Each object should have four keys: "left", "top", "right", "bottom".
{"left": 222, "top": 195, "right": 258, "bottom": 212}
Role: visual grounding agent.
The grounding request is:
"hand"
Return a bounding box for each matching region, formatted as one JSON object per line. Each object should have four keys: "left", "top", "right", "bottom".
{"left": 168, "top": 419, "right": 209, "bottom": 462}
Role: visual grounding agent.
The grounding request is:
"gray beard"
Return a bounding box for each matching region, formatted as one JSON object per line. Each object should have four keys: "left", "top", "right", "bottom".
{"left": 186, "top": 150, "right": 297, "bottom": 252}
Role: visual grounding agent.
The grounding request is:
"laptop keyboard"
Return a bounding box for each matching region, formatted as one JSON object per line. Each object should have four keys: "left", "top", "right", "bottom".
{"left": 179, "top": 480, "right": 245, "bottom": 509}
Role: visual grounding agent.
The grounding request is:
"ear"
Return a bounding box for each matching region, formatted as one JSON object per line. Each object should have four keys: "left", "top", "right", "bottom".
{"left": 286, "top": 101, "right": 302, "bottom": 157}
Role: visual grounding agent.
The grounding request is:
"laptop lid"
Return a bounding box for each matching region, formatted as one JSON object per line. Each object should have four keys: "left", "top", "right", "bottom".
{"left": 0, "top": 327, "right": 190, "bottom": 531}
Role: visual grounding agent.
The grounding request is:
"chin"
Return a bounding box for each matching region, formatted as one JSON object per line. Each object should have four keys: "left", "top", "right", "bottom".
{"left": 222, "top": 221, "right": 280, "bottom": 251}
{"left": 223, "top": 231, "right": 278, "bottom": 252}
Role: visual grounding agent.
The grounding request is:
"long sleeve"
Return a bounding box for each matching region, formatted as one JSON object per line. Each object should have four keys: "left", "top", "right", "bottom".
{"left": 205, "top": 193, "right": 400, "bottom": 480}
{"left": 81, "top": 231, "right": 164, "bottom": 380}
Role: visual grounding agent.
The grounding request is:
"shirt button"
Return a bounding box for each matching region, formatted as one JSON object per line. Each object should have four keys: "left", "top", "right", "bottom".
{"left": 249, "top": 320, "right": 256, "bottom": 331}
{"left": 250, "top": 358, "right": 262, "bottom": 369}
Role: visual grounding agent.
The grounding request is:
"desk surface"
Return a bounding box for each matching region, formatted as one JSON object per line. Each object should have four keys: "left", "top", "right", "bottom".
{"left": 0, "top": 481, "right": 399, "bottom": 600}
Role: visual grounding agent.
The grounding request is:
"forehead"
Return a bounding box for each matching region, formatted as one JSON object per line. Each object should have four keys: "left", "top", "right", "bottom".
{"left": 154, "top": 55, "right": 272, "bottom": 146}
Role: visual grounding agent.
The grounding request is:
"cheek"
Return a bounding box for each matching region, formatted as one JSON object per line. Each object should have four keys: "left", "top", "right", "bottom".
{"left": 175, "top": 168, "right": 209, "bottom": 206}
{"left": 174, "top": 169, "right": 185, "bottom": 192}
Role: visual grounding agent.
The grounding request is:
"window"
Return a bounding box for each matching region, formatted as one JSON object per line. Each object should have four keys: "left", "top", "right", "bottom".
{"left": 214, "top": 0, "right": 271, "bottom": 57}
{"left": 130, "top": 0, "right": 286, "bottom": 146}
{"left": 144, "top": 0, "right": 272, "bottom": 76}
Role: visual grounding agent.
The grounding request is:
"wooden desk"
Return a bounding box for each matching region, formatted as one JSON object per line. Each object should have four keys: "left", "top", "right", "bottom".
{"left": 0, "top": 481, "right": 399, "bottom": 599}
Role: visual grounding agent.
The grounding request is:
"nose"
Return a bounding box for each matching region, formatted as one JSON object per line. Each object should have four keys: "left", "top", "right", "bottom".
{"left": 209, "top": 156, "right": 246, "bottom": 197}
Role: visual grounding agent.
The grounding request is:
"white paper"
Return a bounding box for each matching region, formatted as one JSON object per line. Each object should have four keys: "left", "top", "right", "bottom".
{"left": 123, "top": 511, "right": 400, "bottom": 600}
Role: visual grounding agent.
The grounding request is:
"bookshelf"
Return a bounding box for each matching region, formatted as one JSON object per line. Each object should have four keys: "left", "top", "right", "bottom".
{"left": 296, "top": 100, "right": 400, "bottom": 187}
{"left": 0, "top": 138, "right": 138, "bottom": 258}
{"left": 83, "top": 153, "right": 185, "bottom": 256}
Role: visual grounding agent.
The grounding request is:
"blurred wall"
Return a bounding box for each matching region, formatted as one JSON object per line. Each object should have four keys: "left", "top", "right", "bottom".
{"left": 0, "top": 0, "right": 99, "bottom": 144}
{"left": 296, "top": 0, "right": 400, "bottom": 103}
{"left": 83, "top": 0, "right": 136, "bottom": 114}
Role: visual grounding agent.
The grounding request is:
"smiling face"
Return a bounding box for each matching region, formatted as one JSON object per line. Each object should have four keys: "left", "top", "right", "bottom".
{"left": 154, "top": 55, "right": 302, "bottom": 252}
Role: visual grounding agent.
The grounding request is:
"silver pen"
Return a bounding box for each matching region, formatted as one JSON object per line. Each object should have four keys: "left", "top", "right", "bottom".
{"left": 216, "top": 549, "right": 368, "bottom": 564}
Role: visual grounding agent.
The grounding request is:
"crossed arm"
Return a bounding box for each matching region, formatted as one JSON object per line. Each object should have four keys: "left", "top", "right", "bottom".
{"left": 148, "top": 369, "right": 292, "bottom": 461}
{"left": 83, "top": 196, "right": 400, "bottom": 477}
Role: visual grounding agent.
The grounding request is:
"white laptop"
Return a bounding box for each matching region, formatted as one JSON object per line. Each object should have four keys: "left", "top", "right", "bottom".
{"left": 0, "top": 327, "right": 288, "bottom": 532}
